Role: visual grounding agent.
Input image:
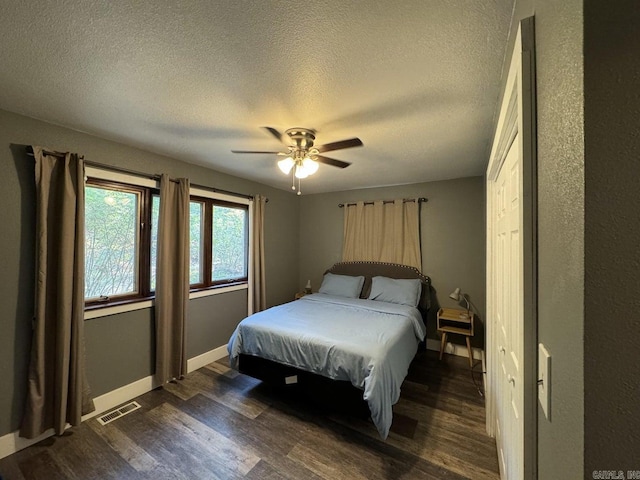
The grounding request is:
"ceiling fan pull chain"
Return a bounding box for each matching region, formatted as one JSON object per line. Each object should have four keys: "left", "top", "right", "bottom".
{"left": 297, "top": 175, "right": 302, "bottom": 196}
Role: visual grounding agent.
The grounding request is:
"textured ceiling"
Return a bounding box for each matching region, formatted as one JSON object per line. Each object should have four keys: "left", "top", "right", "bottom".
{"left": 0, "top": 0, "right": 514, "bottom": 194}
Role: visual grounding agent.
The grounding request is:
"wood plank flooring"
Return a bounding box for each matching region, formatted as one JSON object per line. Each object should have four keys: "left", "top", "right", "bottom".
{"left": 0, "top": 350, "right": 499, "bottom": 479}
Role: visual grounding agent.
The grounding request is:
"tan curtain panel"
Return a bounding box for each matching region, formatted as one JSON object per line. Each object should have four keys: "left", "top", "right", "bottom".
{"left": 155, "top": 175, "right": 190, "bottom": 384}
{"left": 342, "top": 198, "right": 421, "bottom": 269}
{"left": 251, "top": 195, "right": 267, "bottom": 313}
{"left": 20, "top": 147, "right": 95, "bottom": 439}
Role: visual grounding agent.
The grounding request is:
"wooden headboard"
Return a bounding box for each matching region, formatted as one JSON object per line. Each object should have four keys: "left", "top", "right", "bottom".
{"left": 325, "top": 261, "right": 431, "bottom": 315}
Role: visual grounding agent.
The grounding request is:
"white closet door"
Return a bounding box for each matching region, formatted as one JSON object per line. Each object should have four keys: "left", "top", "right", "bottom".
{"left": 486, "top": 17, "right": 537, "bottom": 480}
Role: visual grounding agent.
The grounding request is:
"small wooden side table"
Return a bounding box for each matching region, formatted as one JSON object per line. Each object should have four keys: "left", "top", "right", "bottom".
{"left": 437, "top": 307, "right": 475, "bottom": 368}
{"left": 294, "top": 292, "right": 307, "bottom": 300}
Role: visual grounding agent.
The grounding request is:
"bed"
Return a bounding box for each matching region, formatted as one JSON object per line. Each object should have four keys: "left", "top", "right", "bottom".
{"left": 227, "top": 261, "right": 431, "bottom": 439}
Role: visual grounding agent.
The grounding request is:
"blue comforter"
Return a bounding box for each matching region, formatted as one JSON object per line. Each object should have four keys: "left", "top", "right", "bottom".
{"left": 227, "top": 293, "right": 426, "bottom": 439}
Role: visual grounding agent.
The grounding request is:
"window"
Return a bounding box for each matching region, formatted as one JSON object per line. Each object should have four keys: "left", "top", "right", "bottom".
{"left": 190, "top": 197, "right": 248, "bottom": 289}
{"left": 189, "top": 200, "right": 204, "bottom": 285}
{"left": 150, "top": 194, "right": 160, "bottom": 291}
{"left": 85, "top": 179, "right": 153, "bottom": 305}
{"left": 84, "top": 176, "right": 249, "bottom": 308}
{"left": 212, "top": 203, "right": 248, "bottom": 283}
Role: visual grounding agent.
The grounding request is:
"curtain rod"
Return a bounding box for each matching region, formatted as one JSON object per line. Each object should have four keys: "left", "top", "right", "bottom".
{"left": 338, "top": 197, "right": 428, "bottom": 208}
{"left": 25, "top": 146, "right": 267, "bottom": 202}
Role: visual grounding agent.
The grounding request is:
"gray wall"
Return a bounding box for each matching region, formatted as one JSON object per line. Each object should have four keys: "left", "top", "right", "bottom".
{"left": 187, "top": 290, "right": 248, "bottom": 358}
{"left": 533, "top": 2, "right": 585, "bottom": 476}
{"left": 522, "top": 0, "right": 640, "bottom": 471}
{"left": 0, "top": 108, "right": 300, "bottom": 436}
{"left": 298, "top": 176, "right": 485, "bottom": 347}
{"left": 584, "top": 0, "right": 640, "bottom": 470}
{"left": 507, "top": 1, "right": 585, "bottom": 477}
{"left": 84, "top": 290, "right": 250, "bottom": 398}
{"left": 85, "top": 309, "right": 155, "bottom": 397}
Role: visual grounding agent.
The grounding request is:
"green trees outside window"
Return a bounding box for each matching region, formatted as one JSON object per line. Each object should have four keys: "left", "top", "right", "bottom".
{"left": 85, "top": 185, "right": 140, "bottom": 300}
{"left": 189, "top": 201, "right": 204, "bottom": 285}
{"left": 212, "top": 205, "right": 247, "bottom": 282}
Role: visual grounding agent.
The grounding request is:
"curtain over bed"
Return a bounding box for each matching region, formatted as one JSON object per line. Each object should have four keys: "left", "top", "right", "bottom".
{"left": 342, "top": 198, "right": 421, "bottom": 269}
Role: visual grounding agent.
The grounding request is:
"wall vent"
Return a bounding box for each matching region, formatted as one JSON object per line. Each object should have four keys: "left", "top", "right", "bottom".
{"left": 97, "top": 401, "right": 141, "bottom": 425}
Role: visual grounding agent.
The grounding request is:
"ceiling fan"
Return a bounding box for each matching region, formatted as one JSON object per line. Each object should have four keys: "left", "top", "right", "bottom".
{"left": 232, "top": 127, "right": 363, "bottom": 194}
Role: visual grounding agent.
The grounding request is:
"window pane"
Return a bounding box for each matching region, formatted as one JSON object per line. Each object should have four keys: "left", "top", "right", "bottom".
{"left": 85, "top": 186, "right": 139, "bottom": 299}
{"left": 150, "top": 195, "right": 159, "bottom": 291}
{"left": 190, "top": 201, "right": 203, "bottom": 284}
{"left": 211, "top": 205, "right": 247, "bottom": 282}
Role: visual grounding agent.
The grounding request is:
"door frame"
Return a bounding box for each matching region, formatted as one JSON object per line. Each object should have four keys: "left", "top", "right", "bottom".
{"left": 485, "top": 17, "right": 537, "bottom": 480}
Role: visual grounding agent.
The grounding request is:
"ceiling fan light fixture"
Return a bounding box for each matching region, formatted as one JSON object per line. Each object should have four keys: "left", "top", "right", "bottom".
{"left": 277, "top": 157, "right": 295, "bottom": 174}
{"left": 232, "top": 127, "right": 362, "bottom": 194}
{"left": 302, "top": 157, "right": 319, "bottom": 175}
{"left": 294, "top": 164, "right": 309, "bottom": 179}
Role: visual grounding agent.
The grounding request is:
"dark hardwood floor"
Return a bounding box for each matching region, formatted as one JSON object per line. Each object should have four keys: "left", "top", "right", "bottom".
{"left": 0, "top": 350, "right": 499, "bottom": 479}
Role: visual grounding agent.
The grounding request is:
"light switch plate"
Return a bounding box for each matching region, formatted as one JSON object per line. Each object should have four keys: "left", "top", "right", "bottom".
{"left": 538, "top": 343, "right": 551, "bottom": 420}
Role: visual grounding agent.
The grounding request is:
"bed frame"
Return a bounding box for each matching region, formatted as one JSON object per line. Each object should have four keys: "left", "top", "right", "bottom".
{"left": 238, "top": 261, "right": 431, "bottom": 414}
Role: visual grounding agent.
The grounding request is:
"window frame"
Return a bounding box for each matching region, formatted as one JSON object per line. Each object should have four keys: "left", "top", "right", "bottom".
{"left": 83, "top": 172, "right": 251, "bottom": 312}
{"left": 190, "top": 196, "right": 249, "bottom": 291}
{"left": 187, "top": 197, "right": 206, "bottom": 288}
{"left": 84, "top": 177, "right": 156, "bottom": 309}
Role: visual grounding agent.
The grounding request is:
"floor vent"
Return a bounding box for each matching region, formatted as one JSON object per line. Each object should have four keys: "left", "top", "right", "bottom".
{"left": 97, "top": 401, "right": 141, "bottom": 425}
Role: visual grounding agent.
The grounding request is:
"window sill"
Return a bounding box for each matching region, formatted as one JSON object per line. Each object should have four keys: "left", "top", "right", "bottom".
{"left": 84, "top": 299, "right": 153, "bottom": 320}
{"left": 189, "top": 282, "right": 248, "bottom": 299}
{"left": 84, "top": 283, "right": 249, "bottom": 320}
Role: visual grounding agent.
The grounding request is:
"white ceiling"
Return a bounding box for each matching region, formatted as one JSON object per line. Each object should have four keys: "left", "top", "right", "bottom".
{"left": 0, "top": 1, "right": 514, "bottom": 194}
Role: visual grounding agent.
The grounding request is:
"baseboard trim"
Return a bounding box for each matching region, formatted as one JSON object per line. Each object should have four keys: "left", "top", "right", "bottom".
{"left": 0, "top": 428, "right": 56, "bottom": 461}
{"left": 0, "top": 344, "right": 228, "bottom": 460}
{"left": 81, "top": 375, "right": 160, "bottom": 423}
{"left": 187, "top": 344, "right": 228, "bottom": 373}
{"left": 426, "top": 338, "right": 483, "bottom": 360}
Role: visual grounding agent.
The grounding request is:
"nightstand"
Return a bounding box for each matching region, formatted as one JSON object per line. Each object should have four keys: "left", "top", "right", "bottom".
{"left": 294, "top": 292, "right": 307, "bottom": 300}
{"left": 437, "top": 307, "right": 475, "bottom": 367}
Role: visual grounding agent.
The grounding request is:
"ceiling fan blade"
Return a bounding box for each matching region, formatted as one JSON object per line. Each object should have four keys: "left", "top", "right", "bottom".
{"left": 263, "top": 126, "right": 289, "bottom": 145}
{"left": 231, "top": 150, "right": 281, "bottom": 154}
{"left": 315, "top": 155, "right": 351, "bottom": 169}
{"left": 315, "top": 137, "right": 363, "bottom": 153}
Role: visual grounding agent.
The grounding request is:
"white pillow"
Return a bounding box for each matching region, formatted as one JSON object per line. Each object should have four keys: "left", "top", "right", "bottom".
{"left": 318, "top": 273, "right": 365, "bottom": 298}
{"left": 368, "top": 276, "right": 422, "bottom": 307}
